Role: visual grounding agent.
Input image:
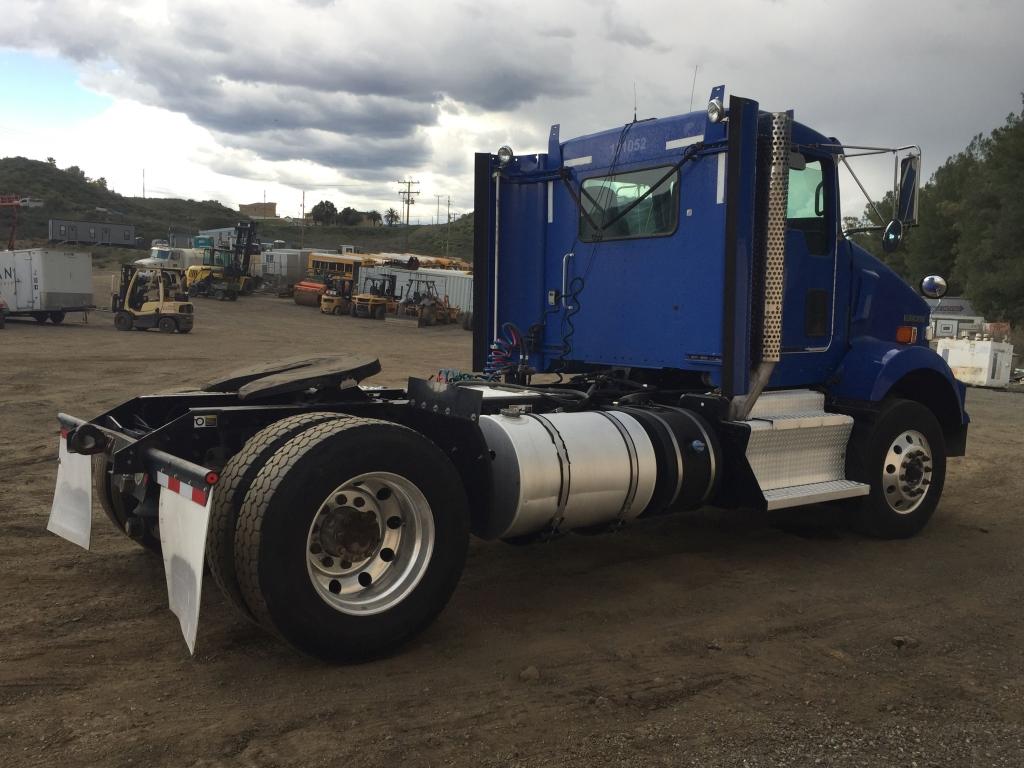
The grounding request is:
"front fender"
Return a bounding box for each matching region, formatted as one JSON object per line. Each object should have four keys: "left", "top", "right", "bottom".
{"left": 829, "top": 338, "right": 968, "bottom": 424}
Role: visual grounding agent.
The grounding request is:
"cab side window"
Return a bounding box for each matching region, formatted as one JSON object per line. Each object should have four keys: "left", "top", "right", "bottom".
{"left": 787, "top": 159, "right": 830, "bottom": 255}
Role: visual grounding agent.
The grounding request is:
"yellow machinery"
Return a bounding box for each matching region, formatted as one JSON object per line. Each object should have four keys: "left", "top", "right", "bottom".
{"left": 185, "top": 222, "right": 259, "bottom": 300}
{"left": 351, "top": 275, "right": 399, "bottom": 319}
{"left": 112, "top": 265, "right": 194, "bottom": 333}
{"left": 319, "top": 277, "right": 356, "bottom": 316}
{"left": 393, "top": 277, "right": 458, "bottom": 326}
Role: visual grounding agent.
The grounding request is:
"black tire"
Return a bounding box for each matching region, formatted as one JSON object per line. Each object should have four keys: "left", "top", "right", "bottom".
{"left": 158, "top": 316, "right": 177, "bottom": 333}
{"left": 34, "top": 313, "right": 48, "bottom": 324}
{"left": 374, "top": 304, "right": 386, "bottom": 320}
{"left": 234, "top": 418, "right": 470, "bottom": 662}
{"left": 0, "top": 314, "right": 6, "bottom": 330}
{"left": 206, "top": 412, "right": 345, "bottom": 621}
{"left": 333, "top": 305, "right": 344, "bottom": 316}
{"left": 49, "top": 311, "right": 66, "bottom": 324}
{"left": 845, "top": 398, "right": 947, "bottom": 539}
{"left": 214, "top": 289, "right": 225, "bottom": 301}
{"left": 114, "top": 312, "right": 134, "bottom": 331}
{"left": 350, "top": 304, "right": 358, "bottom": 316}
{"left": 178, "top": 326, "right": 192, "bottom": 334}
{"left": 92, "top": 457, "right": 162, "bottom": 553}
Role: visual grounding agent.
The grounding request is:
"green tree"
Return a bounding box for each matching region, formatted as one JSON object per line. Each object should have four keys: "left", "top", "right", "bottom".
{"left": 339, "top": 206, "right": 361, "bottom": 226}
{"left": 311, "top": 199, "right": 337, "bottom": 225}
{"left": 954, "top": 107, "right": 1024, "bottom": 324}
{"left": 367, "top": 210, "right": 383, "bottom": 227}
{"left": 46, "top": 157, "right": 56, "bottom": 166}
{"left": 384, "top": 207, "right": 401, "bottom": 226}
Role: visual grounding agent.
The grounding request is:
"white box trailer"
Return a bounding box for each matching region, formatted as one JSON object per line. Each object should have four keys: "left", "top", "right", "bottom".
{"left": 0, "top": 250, "right": 94, "bottom": 322}
{"left": 937, "top": 338, "right": 1014, "bottom": 388}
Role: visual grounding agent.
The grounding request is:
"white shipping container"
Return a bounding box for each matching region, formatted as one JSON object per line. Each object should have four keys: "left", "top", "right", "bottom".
{"left": 0, "top": 250, "right": 94, "bottom": 315}
{"left": 937, "top": 338, "right": 1014, "bottom": 388}
{"left": 360, "top": 266, "right": 473, "bottom": 313}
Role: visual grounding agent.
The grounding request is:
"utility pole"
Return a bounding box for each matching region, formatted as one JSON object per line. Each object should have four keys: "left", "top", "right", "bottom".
{"left": 396, "top": 179, "right": 419, "bottom": 251}
{"left": 445, "top": 196, "right": 452, "bottom": 258}
{"left": 300, "top": 190, "right": 306, "bottom": 249}
{"left": 142, "top": 169, "right": 146, "bottom": 199}
{"left": 435, "top": 194, "right": 443, "bottom": 227}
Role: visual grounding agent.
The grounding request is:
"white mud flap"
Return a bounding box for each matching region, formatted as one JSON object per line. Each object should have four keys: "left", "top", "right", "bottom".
{"left": 47, "top": 434, "right": 92, "bottom": 550}
{"left": 157, "top": 478, "right": 212, "bottom": 655}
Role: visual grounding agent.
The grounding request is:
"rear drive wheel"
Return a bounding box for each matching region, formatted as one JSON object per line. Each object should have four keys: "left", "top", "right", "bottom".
{"left": 34, "top": 313, "right": 48, "bottom": 324}
{"left": 92, "top": 457, "right": 162, "bottom": 553}
{"left": 374, "top": 304, "right": 386, "bottom": 320}
{"left": 350, "top": 304, "right": 358, "bottom": 316}
{"left": 207, "top": 412, "right": 345, "bottom": 621}
{"left": 845, "top": 399, "right": 947, "bottom": 539}
{"left": 49, "top": 311, "right": 66, "bottom": 324}
{"left": 114, "top": 312, "right": 134, "bottom": 331}
{"left": 158, "top": 316, "right": 177, "bottom": 333}
{"left": 234, "top": 417, "right": 470, "bottom": 662}
{"left": 333, "top": 305, "right": 344, "bottom": 316}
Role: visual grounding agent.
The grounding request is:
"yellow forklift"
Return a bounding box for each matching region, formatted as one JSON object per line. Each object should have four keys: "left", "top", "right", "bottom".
{"left": 112, "top": 265, "right": 194, "bottom": 333}
{"left": 351, "top": 274, "right": 399, "bottom": 319}
{"left": 186, "top": 221, "right": 260, "bottom": 300}
{"left": 319, "top": 274, "right": 357, "bottom": 316}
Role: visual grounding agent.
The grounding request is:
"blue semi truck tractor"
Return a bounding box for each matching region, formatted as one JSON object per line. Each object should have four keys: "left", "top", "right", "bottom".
{"left": 48, "top": 88, "right": 968, "bottom": 662}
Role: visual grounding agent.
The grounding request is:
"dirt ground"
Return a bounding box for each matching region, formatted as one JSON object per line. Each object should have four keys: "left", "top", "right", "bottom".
{"left": 1, "top": 274, "right": 1023, "bottom": 768}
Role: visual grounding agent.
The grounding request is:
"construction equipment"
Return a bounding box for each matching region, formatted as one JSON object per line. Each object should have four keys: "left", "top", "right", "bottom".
{"left": 320, "top": 278, "right": 356, "bottom": 316}
{"left": 351, "top": 275, "right": 399, "bottom": 319}
{"left": 391, "top": 276, "right": 456, "bottom": 326}
{"left": 110, "top": 265, "right": 194, "bottom": 333}
{"left": 1, "top": 194, "right": 21, "bottom": 250}
{"left": 48, "top": 87, "right": 969, "bottom": 664}
{"left": 185, "top": 222, "right": 260, "bottom": 299}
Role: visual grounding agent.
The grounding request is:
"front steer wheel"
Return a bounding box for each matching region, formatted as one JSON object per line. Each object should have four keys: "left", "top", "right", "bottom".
{"left": 844, "top": 399, "right": 947, "bottom": 539}
{"left": 233, "top": 417, "right": 470, "bottom": 662}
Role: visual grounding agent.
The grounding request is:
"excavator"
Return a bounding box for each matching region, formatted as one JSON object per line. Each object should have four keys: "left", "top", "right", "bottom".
{"left": 185, "top": 222, "right": 260, "bottom": 300}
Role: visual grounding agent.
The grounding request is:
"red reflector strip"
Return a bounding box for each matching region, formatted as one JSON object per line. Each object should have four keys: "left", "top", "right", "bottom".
{"left": 155, "top": 470, "right": 211, "bottom": 507}
{"left": 60, "top": 428, "right": 69, "bottom": 439}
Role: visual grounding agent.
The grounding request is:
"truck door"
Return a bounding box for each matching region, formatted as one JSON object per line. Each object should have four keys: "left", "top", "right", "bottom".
{"left": 781, "top": 155, "right": 837, "bottom": 354}
{"left": 14, "top": 251, "right": 38, "bottom": 309}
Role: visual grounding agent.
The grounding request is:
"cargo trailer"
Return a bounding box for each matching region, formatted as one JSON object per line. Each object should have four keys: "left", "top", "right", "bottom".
{"left": 0, "top": 249, "right": 94, "bottom": 323}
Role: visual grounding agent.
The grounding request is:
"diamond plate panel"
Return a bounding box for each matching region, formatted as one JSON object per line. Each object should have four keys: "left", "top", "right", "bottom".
{"left": 764, "top": 480, "right": 870, "bottom": 511}
{"left": 744, "top": 419, "right": 853, "bottom": 491}
{"left": 748, "top": 389, "right": 825, "bottom": 419}
{"left": 761, "top": 112, "right": 791, "bottom": 363}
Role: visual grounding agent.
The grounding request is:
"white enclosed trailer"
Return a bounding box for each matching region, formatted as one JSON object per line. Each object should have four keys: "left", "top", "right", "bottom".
{"left": 937, "top": 338, "right": 1014, "bottom": 388}
{"left": 0, "top": 250, "right": 94, "bottom": 322}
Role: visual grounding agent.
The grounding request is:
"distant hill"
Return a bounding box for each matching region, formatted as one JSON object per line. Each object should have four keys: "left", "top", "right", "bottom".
{"left": 0, "top": 156, "right": 474, "bottom": 262}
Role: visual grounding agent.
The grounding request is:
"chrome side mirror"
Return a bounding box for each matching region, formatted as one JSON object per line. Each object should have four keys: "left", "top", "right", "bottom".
{"left": 920, "top": 275, "right": 948, "bottom": 299}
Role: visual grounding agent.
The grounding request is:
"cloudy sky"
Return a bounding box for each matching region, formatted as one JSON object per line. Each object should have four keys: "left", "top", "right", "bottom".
{"left": 1, "top": 0, "right": 1021, "bottom": 221}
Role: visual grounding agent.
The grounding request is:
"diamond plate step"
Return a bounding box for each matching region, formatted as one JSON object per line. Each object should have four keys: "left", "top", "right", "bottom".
{"left": 763, "top": 480, "right": 869, "bottom": 511}
{"left": 741, "top": 414, "right": 854, "bottom": 491}
{"left": 748, "top": 389, "right": 825, "bottom": 419}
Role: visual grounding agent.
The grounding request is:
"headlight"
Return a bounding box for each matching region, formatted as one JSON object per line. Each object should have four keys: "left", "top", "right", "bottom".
{"left": 497, "top": 145, "right": 515, "bottom": 167}
{"left": 707, "top": 97, "right": 725, "bottom": 123}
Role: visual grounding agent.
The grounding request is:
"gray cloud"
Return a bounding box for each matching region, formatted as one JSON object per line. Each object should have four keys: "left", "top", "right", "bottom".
{"left": 2, "top": 0, "right": 1023, "bottom": 216}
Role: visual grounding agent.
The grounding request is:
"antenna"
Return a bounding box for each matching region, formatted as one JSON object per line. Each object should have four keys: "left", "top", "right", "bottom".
{"left": 633, "top": 81, "right": 638, "bottom": 122}
{"left": 688, "top": 64, "right": 701, "bottom": 111}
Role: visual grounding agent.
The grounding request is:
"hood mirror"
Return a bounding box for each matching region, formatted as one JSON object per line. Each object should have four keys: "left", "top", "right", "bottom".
{"left": 920, "top": 275, "right": 948, "bottom": 299}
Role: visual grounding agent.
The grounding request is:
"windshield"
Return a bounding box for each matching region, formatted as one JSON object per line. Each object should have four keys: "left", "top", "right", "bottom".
{"left": 150, "top": 248, "right": 171, "bottom": 260}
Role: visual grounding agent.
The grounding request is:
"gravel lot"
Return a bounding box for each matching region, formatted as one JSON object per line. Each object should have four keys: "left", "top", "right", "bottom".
{"left": 1, "top": 276, "right": 1022, "bottom": 767}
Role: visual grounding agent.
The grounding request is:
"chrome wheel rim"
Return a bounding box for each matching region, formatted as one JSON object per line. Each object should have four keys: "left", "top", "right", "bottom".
{"left": 881, "top": 429, "right": 933, "bottom": 514}
{"left": 305, "top": 472, "right": 434, "bottom": 615}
